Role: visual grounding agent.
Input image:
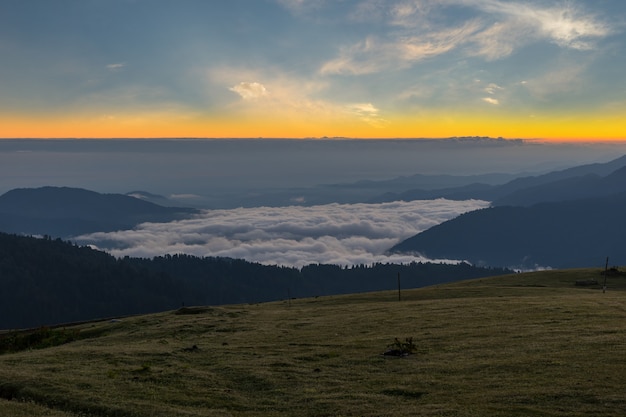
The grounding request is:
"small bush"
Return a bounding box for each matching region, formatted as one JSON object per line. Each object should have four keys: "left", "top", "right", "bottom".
{"left": 0, "top": 327, "right": 80, "bottom": 354}
{"left": 384, "top": 337, "right": 417, "bottom": 356}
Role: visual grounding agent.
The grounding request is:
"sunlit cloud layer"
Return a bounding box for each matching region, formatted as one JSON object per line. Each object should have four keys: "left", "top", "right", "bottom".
{"left": 0, "top": 0, "right": 625, "bottom": 139}
{"left": 75, "top": 199, "right": 490, "bottom": 268}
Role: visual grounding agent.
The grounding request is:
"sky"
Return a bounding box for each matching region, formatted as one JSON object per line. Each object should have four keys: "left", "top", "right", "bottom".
{"left": 1, "top": 0, "right": 626, "bottom": 140}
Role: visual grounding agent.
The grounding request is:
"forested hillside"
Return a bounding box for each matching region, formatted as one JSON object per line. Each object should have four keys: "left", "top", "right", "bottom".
{"left": 0, "top": 232, "right": 511, "bottom": 329}
{"left": 391, "top": 192, "right": 626, "bottom": 269}
{"left": 0, "top": 234, "right": 186, "bottom": 329}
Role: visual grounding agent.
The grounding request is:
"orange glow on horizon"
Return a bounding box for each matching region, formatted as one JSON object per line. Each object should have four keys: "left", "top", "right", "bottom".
{"left": 1, "top": 110, "right": 625, "bottom": 142}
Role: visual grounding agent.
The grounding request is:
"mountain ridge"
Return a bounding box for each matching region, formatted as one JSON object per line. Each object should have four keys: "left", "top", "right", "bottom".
{"left": 390, "top": 191, "right": 626, "bottom": 269}
{"left": 0, "top": 186, "right": 198, "bottom": 237}
{"left": 370, "top": 154, "right": 626, "bottom": 204}
{"left": 492, "top": 164, "right": 626, "bottom": 206}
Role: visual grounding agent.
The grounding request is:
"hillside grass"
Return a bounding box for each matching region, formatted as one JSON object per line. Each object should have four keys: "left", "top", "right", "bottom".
{"left": 1, "top": 267, "right": 626, "bottom": 416}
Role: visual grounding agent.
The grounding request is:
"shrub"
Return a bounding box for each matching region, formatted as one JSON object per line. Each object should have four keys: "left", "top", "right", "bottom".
{"left": 383, "top": 337, "right": 417, "bottom": 356}
{"left": 0, "top": 327, "right": 80, "bottom": 354}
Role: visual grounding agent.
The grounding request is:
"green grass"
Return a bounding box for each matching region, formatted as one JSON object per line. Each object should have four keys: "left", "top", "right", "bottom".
{"left": 1, "top": 267, "right": 626, "bottom": 416}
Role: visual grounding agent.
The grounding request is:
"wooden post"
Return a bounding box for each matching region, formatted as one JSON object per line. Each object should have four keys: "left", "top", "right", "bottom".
{"left": 397, "top": 272, "right": 401, "bottom": 302}
{"left": 603, "top": 257, "right": 608, "bottom": 293}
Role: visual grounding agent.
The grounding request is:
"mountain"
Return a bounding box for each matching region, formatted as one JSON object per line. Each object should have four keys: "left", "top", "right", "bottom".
{"left": 390, "top": 192, "right": 626, "bottom": 269}
{"left": 370, "top": 154, "right": 626, "bottom": 204}
{"left": 492, "top": 165, "right": 626, "bottom": 207}
{"left": 215, "top": 172, "right": 521, "bottom": 208}
{"left": 0, "top": 186, "right": 198, "bottom": 237}
{"left": 369, "top": 182, "right": 496, "bottom": 203}
{"left": 491, "top": 154, "right": 626, "bottom": 197}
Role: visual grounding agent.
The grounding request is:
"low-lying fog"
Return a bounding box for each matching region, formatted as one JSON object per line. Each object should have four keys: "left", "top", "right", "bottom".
{"left": 74, "top": 199, "right": 490, "bottom": 267}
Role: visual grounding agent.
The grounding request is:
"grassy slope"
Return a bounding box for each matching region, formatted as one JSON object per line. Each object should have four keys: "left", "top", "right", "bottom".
{"left": 1, "top": 268, "right": 626, "bottom": 417}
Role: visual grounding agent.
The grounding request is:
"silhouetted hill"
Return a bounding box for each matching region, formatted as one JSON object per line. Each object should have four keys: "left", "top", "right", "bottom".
{"left": 0, "top": 187, "right": 198, "bottom": 237}
{"left": 0, "top": 232, "right": 511, "bottom": 329}
{"left": 390, "top": 192, "right": 626, "bottom": 269}
{"left": 0, "top": 233, "right": 188, "bottom": 329}
{"left": 226, "top": 172, "right": 521, "bottom": 208}
{"left": 492, "top": 165, "right": 626, "bottom": 206}
{"left": 493, "top": 154, "right": 626, "bottom": 194}
{"left": 370, "top": 154, "right": 626, "bottom": 204}
{"left": 369, "top": 182, "right": 496, "bottom": 203}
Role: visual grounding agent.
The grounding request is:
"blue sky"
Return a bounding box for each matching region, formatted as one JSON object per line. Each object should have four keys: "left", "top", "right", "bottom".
{"left": 1, "top": 0, "right": 625, "bottom": 138}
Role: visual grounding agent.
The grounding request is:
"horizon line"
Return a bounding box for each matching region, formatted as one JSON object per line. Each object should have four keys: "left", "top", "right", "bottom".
{"left": 2, "top": 136, "right": 626, "bottom": 144}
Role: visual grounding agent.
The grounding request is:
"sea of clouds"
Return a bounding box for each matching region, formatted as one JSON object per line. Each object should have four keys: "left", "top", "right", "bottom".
{"left": 75, "top": 199, "right": 489, "bottom": 268}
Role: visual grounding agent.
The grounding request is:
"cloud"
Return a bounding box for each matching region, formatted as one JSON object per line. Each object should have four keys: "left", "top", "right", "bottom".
{"left": 210, "top": 66, "right": 390, "bottom": 128}
{"left": 320, "top": 1, "right": 613, "bottom": 75}
{"left": 275, "top": 0, "right": 326, "bottom": 14}
{"left": 349, "top": 103, "right": 379, "bottom": 114}
{"left": 229, "top": 82, "right": 268, "bottom": 100}
{"left": 466, "top": 0, "right": 612, "bottom": 50}
{"left": 347, "top": 102, "right": 388, "bottom": 127}
{"left": 482, "top": 83, "right": 502, "bottom": 104}
{"left": 213, "top": 67, "right": 326, "bottom": 109}
{"left": 320, "top": 21, "right": 482, "bottom": 75}
{"left": 170, "top": 193, "right": 203, "bottom": 200}
{"left": 522, "top": 63, "right": 587, "bottom": 99}
{"left": 482, "top": 97, "right": 499, "bottom": 105}
{"left": 351, "top": 0, "right": 441, "bottom": 27}
{"left": 74, "top": 199, "right": 489, "bottom": 268}
{"left": 106, "top": 63, "right": 126, "bottom": 72}
{"left": 484, "top": 83, "right": 503, "bottom": 95}
{"left": 469, "top": 20, "right": 532, "bottom": 60}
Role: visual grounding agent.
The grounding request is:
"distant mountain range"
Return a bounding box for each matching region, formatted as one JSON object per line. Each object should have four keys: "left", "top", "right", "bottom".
{"left": 190, "top": 172, "right": 521, "bottom": 208}
{"left": 491, "top": 164, "right": 626, "bottom": 207}
{"left": 0, "top": 186, "right": 198, "bottom": 238}
{"left": 391, "top": 155, "right": 626, "bottom": 269}
{"left": 371, "top": 154, "right": 626, "bottom": 204}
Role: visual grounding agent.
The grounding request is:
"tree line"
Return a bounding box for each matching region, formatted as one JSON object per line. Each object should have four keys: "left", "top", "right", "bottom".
{"left": 0, "top": 232, "right": 511, "bottom": 329}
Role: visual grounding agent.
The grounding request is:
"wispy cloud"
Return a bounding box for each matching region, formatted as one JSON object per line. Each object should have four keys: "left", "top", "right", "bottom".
{"left": 484, "top": 83, "right": 503, "bottom": 95}
{"left": 522, "top": 63, "right": 587, "bottom": 99}
{"left": 320, "top": 21, "right": 482, "bottom": 75}
{"left": 321, "top": 0, "right": 613, "bottom": 75}
{"left": 275, "top": 0, "right": 328, "bottom": 15}
{"left": 74, "top": 199, "right": 489, "bottom": 268}
{"left": 482, "top": 97, "right": 499, "bottom": 105}
{"left": 170, "top": 193, "right": 204, "bottom": 200}
{"left": 106, "top": 63, "right": 126, "bottom": 72}
{"left": 481, "top": 81, "right": 503, "bottom": 105}
{"left": 347, "top": 102, "right": 388, "bottom": 128}
{"left": 469, "top": 20, "right": 532, "bottom": 60}
{"left": 351, "top": 0, "right": 439, "bottom": 27}
{"left": 465, "top": 0, "right": 612, "bottom": 50}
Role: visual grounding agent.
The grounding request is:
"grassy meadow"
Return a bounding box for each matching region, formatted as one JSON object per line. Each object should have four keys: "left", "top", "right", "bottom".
{"left": 1, "top": 268, "right": 626, "bottom": 416}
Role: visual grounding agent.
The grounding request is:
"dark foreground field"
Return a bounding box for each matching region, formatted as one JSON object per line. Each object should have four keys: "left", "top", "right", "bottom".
{"left": 1, "top": 268, "right": 626, "bottom": 416}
